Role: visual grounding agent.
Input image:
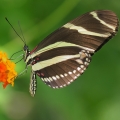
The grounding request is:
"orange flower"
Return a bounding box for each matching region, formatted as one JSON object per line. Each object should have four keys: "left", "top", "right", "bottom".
{"left": 0, "top": 51, "right": 17, "bottom": 88}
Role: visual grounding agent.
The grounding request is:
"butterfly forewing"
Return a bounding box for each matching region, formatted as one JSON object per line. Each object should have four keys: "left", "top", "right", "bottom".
{"left": 29, "top": 10, "right": 119, "bottom": 89}
{"left": 32, "top": 10, "right": 118, "bottom": 53}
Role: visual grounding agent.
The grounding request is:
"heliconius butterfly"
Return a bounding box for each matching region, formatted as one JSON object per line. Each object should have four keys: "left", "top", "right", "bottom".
{"left": 6, "top": 10, "right": 119, "bottom": 97}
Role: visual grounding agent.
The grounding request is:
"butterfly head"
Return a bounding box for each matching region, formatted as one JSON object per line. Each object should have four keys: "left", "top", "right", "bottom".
{"left": 23, "top": 44, "right": 29, "bottom": 52}
{"left": 23, "top": 44, "right": 31, "bottom": 64}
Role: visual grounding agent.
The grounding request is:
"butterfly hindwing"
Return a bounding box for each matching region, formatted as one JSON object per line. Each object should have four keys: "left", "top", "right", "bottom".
{"left": 32, "top": 48, "right": 91, "bottom": 88}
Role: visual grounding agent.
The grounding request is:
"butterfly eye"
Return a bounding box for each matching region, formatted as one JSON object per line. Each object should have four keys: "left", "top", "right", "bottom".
{"left": 23, "top": 44, "right": 29, "bottom": 51}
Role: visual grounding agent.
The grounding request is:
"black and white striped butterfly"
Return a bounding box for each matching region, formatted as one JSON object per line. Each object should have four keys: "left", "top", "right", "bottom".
{"left": 7, "top": 10, "right": 119, "bottom": 96}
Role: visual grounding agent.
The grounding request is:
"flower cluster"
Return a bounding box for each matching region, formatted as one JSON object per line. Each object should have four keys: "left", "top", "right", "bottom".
{"left": 0, "top": 51, "right": 17, "bottom": 88}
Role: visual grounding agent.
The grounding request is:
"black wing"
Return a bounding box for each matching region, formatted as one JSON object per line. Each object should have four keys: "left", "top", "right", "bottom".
{"left": 30, "top": 10, "right": 119, "bottom": 88}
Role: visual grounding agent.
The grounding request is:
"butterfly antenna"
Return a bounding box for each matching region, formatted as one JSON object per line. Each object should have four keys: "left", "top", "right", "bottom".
{"left": 18, "top": 21, "right": 26, "bottom": 44}
{"left": 5, "top": 17, "right": 26, "bottom": 45}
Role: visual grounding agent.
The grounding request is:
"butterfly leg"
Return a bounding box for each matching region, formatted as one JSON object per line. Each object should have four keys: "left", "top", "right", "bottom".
{"left": 29, "top": 70, "right": 37, "bottom": 97}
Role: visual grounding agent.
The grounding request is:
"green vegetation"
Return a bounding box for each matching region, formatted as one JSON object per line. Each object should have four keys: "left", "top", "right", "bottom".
{"left": 0, "top": 0, "right": 120, "bottom": 120}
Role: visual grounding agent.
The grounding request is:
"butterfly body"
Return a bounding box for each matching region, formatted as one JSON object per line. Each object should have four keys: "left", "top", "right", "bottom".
{"left": 22, "top": 10, "right": 118, "bottom": 96}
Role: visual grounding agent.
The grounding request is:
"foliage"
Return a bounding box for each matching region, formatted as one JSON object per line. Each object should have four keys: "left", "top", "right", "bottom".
{"left": 0, "top": 0, "right": 120, "bottom": 120}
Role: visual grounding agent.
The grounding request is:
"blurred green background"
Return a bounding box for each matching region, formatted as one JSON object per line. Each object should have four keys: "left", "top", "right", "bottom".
{"left": 0, "top": 0, "right": 120, "bottom": 120}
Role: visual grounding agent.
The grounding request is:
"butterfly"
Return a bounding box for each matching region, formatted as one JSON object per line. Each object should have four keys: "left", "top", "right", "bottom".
{"left": 6, "top": 10, "right": 119, "bottom": 96}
